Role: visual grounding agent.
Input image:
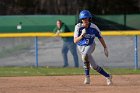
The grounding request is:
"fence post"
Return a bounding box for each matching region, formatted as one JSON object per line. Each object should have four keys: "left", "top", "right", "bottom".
{"left": 134, "top": 35, "right": 138, "bottom": 69}
{"left": 35, "top": 37, "right": 39, "bottom": 67}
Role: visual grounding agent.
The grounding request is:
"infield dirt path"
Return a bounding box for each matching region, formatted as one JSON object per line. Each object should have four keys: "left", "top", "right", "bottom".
{"left": 0, "top": 75, "right": 140, "bottom": 93}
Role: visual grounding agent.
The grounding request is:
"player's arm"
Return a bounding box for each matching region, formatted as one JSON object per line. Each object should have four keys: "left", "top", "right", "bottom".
{"left": 98, "top": 37, "right": 107, "bottom": 48}
{"left": 95, "top": 25, "right": 109, "bottom": 57}
{"left": 95, "top": 28, "right": 107, "bottom": 48}
{"left": 74, "top": 35, "right": 83, "bottom": 43}
{"left": 74, "top": 26, "right": 86, "bottom": 43}
{"left": 98, "top": 37, "right": 109, "bottom": 57}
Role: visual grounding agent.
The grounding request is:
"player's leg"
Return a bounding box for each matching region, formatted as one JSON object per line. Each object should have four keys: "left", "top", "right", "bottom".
{"left": 82, "top": 54, "right": 90, "bottom": 84}
{"left": 88, "top": 45, "right": 112, "bottom": 85}
{"left": 89, "top": 55, "right": 110, "bottom": 77}
{"left": 78, "top": 45, "right": 92, "bottom": 84}
{"left": 62, "top": 42, "right": 69, "bottom": 67}
{"left": 89, "top": 55, "right": 112, "bottom": 85}
{"left": 94, "top": 65, "right": 112, "bottom": 85}
{"left": 69, "top": 42, "right": 79, "bottom": 67}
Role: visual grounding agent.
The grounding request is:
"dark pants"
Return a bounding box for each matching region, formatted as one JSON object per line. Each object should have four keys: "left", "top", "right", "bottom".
{"left": 62, "top": 41, "right": 79, "bottom": 67}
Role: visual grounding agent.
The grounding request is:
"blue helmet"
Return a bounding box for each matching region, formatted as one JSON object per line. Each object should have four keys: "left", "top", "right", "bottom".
{"left": 79, "top": 10, "right": 92, "bottom": 19}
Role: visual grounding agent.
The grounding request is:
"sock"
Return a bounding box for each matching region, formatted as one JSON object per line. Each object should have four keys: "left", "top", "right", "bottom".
{"left": 84, "top": 68, "right": 90, "bottom": 77}
{"left": 84, "top": 62, "right": 90, "bottom": 77}
{"left": 96, "top": 66, "right": 110, "bottom": 77}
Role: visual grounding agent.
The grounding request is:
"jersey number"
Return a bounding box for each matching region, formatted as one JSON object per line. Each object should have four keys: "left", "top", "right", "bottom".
{"left": 85, "top": 39, "right": 89, "bottom": 44}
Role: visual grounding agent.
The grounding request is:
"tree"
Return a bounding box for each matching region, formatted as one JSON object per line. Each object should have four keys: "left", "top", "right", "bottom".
{"left": 0, "top": 0, "right": 139, "bottom": 15}
{"left": 90, "top": 0, "right": 140, "bottom": 14}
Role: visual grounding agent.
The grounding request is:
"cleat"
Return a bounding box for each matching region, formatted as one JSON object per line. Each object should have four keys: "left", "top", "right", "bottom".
{"left": 106, "top": 75, "right": 112, "bottom": 85}
{"left": 84, "top": 76, "right": 90, "bottom": 84}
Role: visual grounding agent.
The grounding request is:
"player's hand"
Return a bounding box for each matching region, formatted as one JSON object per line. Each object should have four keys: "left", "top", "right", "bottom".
{"left": 81, "top": 28, "right": 86, "bottom": 36}
{"left": 104, "top": 48, "right": 109, "bottom": 57}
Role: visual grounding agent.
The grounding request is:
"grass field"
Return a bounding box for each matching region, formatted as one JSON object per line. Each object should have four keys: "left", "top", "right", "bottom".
{"left": 0, "top": 66, "right": 139, "bottom": 77}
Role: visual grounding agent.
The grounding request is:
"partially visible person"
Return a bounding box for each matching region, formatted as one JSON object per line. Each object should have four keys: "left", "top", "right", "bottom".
{"left": 74, "top": 10, "right": 112, "bottom": 85}
{"left": 53, "top": 20, "right": 79, "bottom": 67}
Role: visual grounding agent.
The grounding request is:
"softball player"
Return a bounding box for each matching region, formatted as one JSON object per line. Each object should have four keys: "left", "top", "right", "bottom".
{"left": 74, "top": 10, "right": 112, "bottom": 85}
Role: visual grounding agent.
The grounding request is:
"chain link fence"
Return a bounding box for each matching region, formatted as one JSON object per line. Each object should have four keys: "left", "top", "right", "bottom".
{"left": 0, "top": 36, "right": 139, "bottom": 68}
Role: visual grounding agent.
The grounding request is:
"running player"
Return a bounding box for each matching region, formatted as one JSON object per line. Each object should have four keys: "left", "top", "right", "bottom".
{"left": 74, "top": 10, "right": 112, "bottom": 85}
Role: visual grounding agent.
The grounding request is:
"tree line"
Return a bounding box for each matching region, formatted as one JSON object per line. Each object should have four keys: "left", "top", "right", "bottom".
{"left": 0, "top": 0, "right": 140, "bottom": 15}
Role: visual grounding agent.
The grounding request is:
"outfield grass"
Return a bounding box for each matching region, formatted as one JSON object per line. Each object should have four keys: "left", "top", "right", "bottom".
{"left": 0, "top": 67, "right": 139, "bottom": 77}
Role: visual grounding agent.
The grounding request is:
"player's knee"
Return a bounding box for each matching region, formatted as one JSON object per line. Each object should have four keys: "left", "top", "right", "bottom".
{"left": 83, "top": 62, "right": 90, "bottom": 69}
{"left": 81, "top": 55, "right": 88, "bottom": 62}
{"left": 82, "top": 55, "right": 90, "bottom": 69}
{"left": 91, "top": 64, "right": 97, "bottom": 70}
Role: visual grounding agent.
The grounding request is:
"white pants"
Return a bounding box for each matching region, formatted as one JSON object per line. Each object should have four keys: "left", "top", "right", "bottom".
{"left": 77, "top": 44, "right": 98, "bottom": 69}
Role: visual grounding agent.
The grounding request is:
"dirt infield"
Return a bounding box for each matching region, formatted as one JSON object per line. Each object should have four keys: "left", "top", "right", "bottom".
{"left": 0, "top": 75, "right": 140, "bottom": 93}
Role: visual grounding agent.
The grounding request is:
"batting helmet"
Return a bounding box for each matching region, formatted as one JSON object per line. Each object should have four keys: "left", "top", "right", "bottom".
{"left": 79, "top": 10, "right": 92, "bottom": 19}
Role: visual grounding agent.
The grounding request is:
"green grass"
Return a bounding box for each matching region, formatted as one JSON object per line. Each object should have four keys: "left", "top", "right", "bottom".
{"left": 0, "top": 67, "right": 139, "bottom": 77}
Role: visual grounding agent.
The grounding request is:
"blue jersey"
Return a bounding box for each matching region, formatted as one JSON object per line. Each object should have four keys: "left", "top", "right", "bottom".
{"left": 74, "top": 23, "right": 102, "bottom": 46}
